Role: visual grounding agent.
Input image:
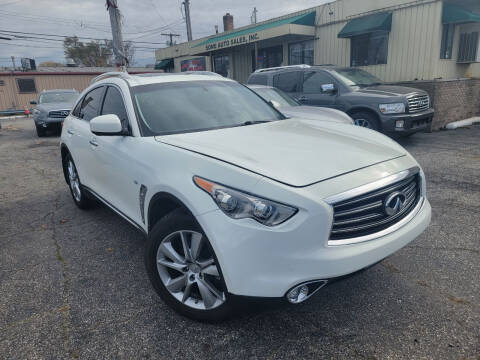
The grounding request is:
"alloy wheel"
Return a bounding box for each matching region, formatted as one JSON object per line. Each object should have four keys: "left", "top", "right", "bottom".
{"left": 156, "top": 230, "right": 225, "bottom": 310}
{"left": 67, "top": 160, "right": 81, "bottom": 202}
{"left": 354, "top": 118, "right": 372, "bottom": 128}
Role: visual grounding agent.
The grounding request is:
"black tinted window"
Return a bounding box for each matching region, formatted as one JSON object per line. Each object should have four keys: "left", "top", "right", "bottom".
{"left": 72, "top": 98, "right": 83, "bottom": 117}
{"left": 302, "top": 71, "right": 334, "bottom": 93}
{"left": 79, "top": 87, "right": 104, "bottom": 121}
{"left": 102, "top": 87, "right": 129, "bottom": 129}
{"left": 248, "top": 74, "right": 268, "bottom": 85}
{"left": 132, "top": 81, "right": 283, "bottom": 136}
{"left": 273, "top": 72, "right": 299, "bottom": 92}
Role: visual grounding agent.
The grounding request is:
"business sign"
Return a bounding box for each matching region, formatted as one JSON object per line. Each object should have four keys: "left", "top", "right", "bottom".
{"left": 181, "top": 57, "right": 207, "bottom": 72}
{"left": 204, "top": 33, "right": 260, "bottom": 52}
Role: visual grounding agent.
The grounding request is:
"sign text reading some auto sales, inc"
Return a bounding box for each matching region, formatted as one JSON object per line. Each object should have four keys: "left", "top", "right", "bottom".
{"left": 205, "top": 33, "right": 260, "bottom": 51}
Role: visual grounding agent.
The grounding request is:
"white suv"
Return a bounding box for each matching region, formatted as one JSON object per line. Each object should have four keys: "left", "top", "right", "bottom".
{"left": 60, "top": 72, "right": 431, "bottom": 321}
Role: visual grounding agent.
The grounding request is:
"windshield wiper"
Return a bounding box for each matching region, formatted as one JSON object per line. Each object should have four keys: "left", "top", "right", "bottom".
{"left": 240, "top": 120, "right": 271, "bottom": 126}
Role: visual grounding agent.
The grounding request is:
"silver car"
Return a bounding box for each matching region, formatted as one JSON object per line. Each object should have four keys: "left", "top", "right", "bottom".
{"left": 31, "top": 89, "right": 79, "bottom": 137}
{"left": 247, "top": 85, "right": 354, "bottom": 125}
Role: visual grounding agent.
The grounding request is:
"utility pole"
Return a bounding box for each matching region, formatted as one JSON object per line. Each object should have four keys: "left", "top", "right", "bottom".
{"left": 11, "top": 56, "right": 16, "bottom": 70}
{"left": 161, "top": 33, "right": 180, "bottom": 47}
{"left": 106, "top": 0, "right": 127, "bottom": 71}
{"left": 251, "top": 7, "right": 258, "bottom": 24}
{"left": 183, "top": 0, "right": 193, "bottom": 41}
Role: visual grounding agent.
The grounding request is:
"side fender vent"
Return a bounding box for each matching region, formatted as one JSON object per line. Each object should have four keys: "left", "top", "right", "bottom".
{"left": 139, "top": 185, "right": 148, "bottom": 224}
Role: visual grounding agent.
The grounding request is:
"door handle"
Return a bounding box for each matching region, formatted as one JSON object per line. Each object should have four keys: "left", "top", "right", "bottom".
{"left": 67, "top": 129, "right": 74, "bottom": 135}
{"left": 298, "top": 96, "right": 308, "bottom": 102}
{"left": 89, "top": 139, "right": 98, "bottom": 147}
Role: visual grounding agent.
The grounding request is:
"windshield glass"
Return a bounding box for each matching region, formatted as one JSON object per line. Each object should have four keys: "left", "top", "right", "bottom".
{"left": 39, "top": 92, "right": 78, "bottom": 104}
{"left": 252, "top": 87, "right": 299, "bottom": 107}
{"left": 331, "top": 68, "right": 382, "bottom": 87}
{"left": 132, "top": 81, "right": 284, "bottom": 136}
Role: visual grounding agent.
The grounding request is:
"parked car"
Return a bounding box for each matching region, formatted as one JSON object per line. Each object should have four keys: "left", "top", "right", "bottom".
{"left": 247, "top": 65, "right": 434, "bottom": 136}
{"left": 31, "top": 89, "right": 79, "bottom": 137}
{"left": 247, "top": 84, "right": 354, "bottom": 125}
{"left": 60, "top": 71, "right": 431, "bottom": 322}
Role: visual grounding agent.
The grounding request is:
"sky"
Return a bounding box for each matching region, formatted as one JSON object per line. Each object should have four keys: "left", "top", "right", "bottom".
{"left": 0, "top": 0, "right": 327, "bottom": 67}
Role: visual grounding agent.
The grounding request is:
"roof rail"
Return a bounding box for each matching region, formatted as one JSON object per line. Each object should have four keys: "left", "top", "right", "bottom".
{"left": 183, "top": 71, "right": 224, "bottom": 77}
{"left": 91, "top": 71, "right": 132, "bottom": 84}
{"left": 254, "top": 64, "right": 311, "bottom": 73}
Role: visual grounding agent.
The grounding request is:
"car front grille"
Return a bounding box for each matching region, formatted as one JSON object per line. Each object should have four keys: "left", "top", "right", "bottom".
{"left": 48, "top": 110, "right": 70, "bottom": 118}
{"left": 329, "top": 173, "right": 421, "bottom": 242}
{"left": 407, "top": 94, "right": 430, "bottom": 113}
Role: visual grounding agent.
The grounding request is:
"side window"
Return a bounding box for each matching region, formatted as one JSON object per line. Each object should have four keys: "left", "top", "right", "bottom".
{"left": 72, "top": 98, "right": 83, "bottom": 118}
{"left": 248, "top": 74, "right": 268, "bottom": 85}
{"left": 101, "top": 86, "right": 129, "bottom": 130}
{"left": 273, "top": 72, "right": 299, "bottom": 92}
{"left": 302, "top": 71, "right": 335, "bottom": 94}
{"left": 79, "top": 86, "right": 104, "bottom": 121}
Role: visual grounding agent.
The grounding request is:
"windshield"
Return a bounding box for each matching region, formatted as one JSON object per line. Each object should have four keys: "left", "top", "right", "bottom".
{"left": 331, "top": 68, "right": 382, "bottom": 87}
{"left": 39, "top": 92, "right": 78, "bottom": 104}
{"left": 252, "top": 87, "right": 299, "bottom": 107}
{"left": 132, "top": 81, "right": 284, "bottom": 136}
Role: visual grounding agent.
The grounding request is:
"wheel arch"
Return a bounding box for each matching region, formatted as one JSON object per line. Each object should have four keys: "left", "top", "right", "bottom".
{"left": 60, "top": 143, "right": 71, "bottom": 184}
{"left": 347, "top": 107, "right": 382, "bottom": 130}
{"left": 147, "top": 192, "right": 195, "bottom": 232}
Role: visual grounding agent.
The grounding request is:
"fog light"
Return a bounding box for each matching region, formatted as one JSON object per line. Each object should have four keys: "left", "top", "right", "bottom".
{"left": 395, "top": 120, "right": 405, "bottom": 129}
{"left": 286, "top": 285, "right": 309, "bottom": 304}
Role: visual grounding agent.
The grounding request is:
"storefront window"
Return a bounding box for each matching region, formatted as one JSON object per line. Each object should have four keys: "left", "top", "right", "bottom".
{"left": 350, "top": 33, "right": 389, "bottom": 67}
{"left": 251, "top": 45, "right": 283, "bottom": 71}
{"left": 288, "top": 40, "right": 314, "bottom": 65}
{"left": 214, "top": 55, "right": 230, "bottom": 77}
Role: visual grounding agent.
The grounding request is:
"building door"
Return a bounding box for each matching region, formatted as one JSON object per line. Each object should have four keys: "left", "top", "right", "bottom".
{"left": 213, "top": 55, "right": 230, "bottom": 77}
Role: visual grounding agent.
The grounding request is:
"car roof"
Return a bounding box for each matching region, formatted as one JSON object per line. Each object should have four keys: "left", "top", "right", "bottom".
{"left": 251, "top": 65, "right": 344, "bottom": 76}
{"left": 92, "top": 71, "right": 233, "bottom": 87}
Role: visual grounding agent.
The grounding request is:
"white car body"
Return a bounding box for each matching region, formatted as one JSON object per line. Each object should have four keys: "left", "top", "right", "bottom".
{"left": 60, "top": 72, "right": 431, "bottom": 318}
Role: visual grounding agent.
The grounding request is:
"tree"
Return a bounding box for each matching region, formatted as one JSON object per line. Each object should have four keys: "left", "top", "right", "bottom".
{"left": 63, "top": 36, "right": 135, "bottom": 67}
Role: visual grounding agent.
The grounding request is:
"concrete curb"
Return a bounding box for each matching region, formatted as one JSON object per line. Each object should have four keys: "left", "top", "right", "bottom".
{"left": 445, "top": 117, "right": 480, "bottom": 130}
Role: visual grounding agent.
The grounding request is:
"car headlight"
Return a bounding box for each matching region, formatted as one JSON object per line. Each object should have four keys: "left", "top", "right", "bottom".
{"left": 194, "top": 176, "right": 297, "bottom": 226}
{"left": 379, "top": 103, "right": 405, "bottom": 114}
{"left": 33, "top": 109, "right": 41, "bottom": 115}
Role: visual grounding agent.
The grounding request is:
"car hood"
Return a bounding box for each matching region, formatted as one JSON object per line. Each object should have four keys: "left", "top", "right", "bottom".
{"left": 36, "top": 102, "right": 74, "bottom": 112}
{"left": 278, "top": 105, "right": 353, "bottom": 124}
{"left": 355, "top": 85, "right": 427, "bottom": 97}
{"left": 156, "top": 119, "right": 406, "bottom": 187}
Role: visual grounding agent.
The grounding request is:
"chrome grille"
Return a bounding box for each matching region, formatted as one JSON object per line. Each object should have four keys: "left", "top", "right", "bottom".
{"left": 407, "top": 94, "right": 430, "bottom": 113}
{"left": 329, "top": 173, "right": 421, "bottom": 241}
{"left": 48, "top": 110, "right": 70, "bottom": 118}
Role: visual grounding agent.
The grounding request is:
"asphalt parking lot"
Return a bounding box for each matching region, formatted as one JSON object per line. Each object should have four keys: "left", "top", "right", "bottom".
{"left": 0, "top": 117, "right": 479, "bottom": 359}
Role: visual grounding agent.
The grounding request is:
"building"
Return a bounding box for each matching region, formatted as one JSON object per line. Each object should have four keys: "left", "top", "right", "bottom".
{"left": 0, "top": 67, "right": 160, "bottom": 112}
{"left": 155, "top": 0, "right": 480, "bottom": 83}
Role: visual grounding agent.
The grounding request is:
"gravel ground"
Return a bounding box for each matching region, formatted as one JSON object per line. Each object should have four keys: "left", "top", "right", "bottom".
{"left": 0, "top": 118, "right": 479, "bottom": 360}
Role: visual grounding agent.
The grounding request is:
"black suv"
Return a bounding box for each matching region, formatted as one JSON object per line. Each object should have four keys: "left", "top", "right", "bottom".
{"left": 247, "top": 65, "right": 434, "bottom": 136}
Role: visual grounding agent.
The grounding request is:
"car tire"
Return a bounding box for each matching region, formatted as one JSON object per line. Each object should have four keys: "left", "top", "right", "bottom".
{"left": 64, "top": 154, "right": 91, "bottom": 209}
{"left": 145, "top": 208, "right": 232, "bottom": 322}
{"left": 35, "top": 124, "right": 46, "bottom": 137}
{"left": 351, "top": 111, "right": 380, "bottom": 131}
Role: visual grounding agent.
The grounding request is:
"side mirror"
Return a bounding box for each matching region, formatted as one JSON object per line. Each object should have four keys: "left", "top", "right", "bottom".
{"left": 30, "top": 100, "right": 37, "bottom": 105}
{"left": 90, "top": 114, "right": 123, "bottom": 136}
{"left": 321, "top": 84, "right": 337, "bottom": 94}
{"left": 269, "top": 100, "right": 281, "bottom": 109}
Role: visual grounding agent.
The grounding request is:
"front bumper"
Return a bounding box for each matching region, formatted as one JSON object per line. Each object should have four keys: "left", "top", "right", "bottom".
{"left": 380, "top": 108, "right": 434, "bottom": 134}
{"left": 34, "top": 117, "right": 65, "bottom": 127}
{"left": 196, "top": 191, "right": 431, "bottom": 298}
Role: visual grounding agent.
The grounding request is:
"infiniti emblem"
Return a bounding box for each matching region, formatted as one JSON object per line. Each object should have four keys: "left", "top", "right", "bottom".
{"left": 384, "top": 191, "right": 407, "bottom": 216}
{"left": 61, "top": 111, "right": 69, "bottom": 116}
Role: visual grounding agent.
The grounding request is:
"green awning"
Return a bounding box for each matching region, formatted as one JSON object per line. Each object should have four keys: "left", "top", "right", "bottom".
{"left": 194, "top": 11, "right": 316, "bottom": 47}
{"left": 442, "top": 3, "right": 480, "bottom": 24}
{"left": 338, "top": 12, "right": 392, "bottom": 38}
{"left": 155, "top": 58, "right": 173, "bottom": 70}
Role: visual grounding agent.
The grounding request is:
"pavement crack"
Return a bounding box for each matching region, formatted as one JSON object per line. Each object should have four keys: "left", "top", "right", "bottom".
{"left": 51, "top": 193, "right": 77, "bottom": 359}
